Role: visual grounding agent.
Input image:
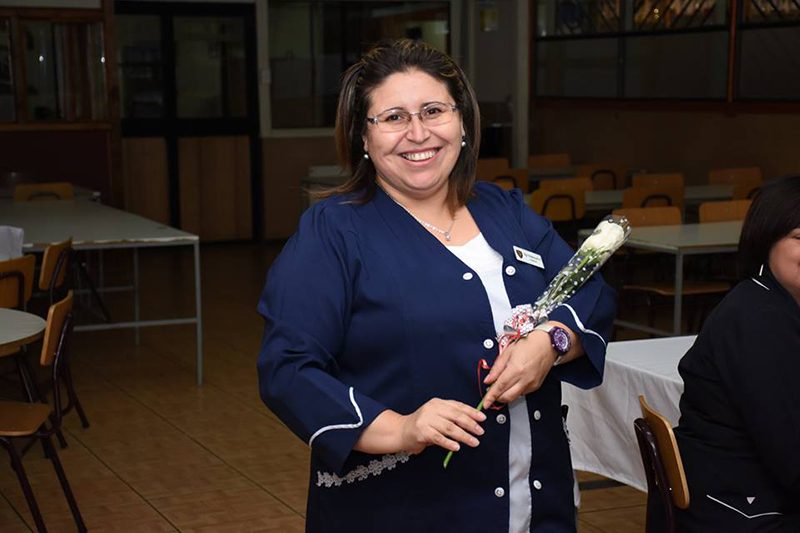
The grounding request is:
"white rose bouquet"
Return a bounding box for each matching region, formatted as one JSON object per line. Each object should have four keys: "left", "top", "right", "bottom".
{"left": 443, "top": 214, "right": 631, "bottom": 468}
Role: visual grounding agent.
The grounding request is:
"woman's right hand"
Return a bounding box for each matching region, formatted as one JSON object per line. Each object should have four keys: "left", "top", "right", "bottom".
{"left": 399, "top": 398, "right": 486, "bottom": 454}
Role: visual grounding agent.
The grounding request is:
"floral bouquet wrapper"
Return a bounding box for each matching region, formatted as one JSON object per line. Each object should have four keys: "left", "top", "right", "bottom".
{"left": 443, "top": 214, "right": 631, "bottom": 468}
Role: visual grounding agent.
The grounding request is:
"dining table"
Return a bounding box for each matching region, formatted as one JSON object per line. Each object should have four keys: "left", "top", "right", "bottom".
{"left": 562, "top": 335, "right": 694, "bottom": 491}
{"left": 0, "top": 308, "right": 46, "bottom": 358}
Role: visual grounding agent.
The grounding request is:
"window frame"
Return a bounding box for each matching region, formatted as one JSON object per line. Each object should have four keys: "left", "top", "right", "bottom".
{"left": 531, "top": 0, "right": 800, "bottom": 113}
{"left": 262, "top": 0, "right": 457, "bottom": 138}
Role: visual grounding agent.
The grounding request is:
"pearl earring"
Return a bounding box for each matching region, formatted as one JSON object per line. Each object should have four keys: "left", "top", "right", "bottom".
{"left": 363, "top": 153, "right": 370, "bottom": 160}
{"left": 461, "top": 135, "right": 467, "bottom": 147}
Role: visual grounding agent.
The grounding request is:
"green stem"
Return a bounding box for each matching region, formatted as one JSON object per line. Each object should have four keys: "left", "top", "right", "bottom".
{"left": 443, "top": 392, "right": 489, "bottom": 469}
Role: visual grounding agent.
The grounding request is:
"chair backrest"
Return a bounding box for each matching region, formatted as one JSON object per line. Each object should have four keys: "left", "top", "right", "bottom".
{"left": 528, "top": 152, "right": 571, "bottom": 169}
{"left": 38, "top": 238, "right": 72, "bottom": 300}
{"left": 634, "top": 418, "right": 677, "bottom": 533}
{"left": 476, "top": 158, "right": 511, "bottom": 180}
{"left": 698, "top": 200, "right": 751, "bottom": 223}
{"left": 492, "top": 175, "right": 516, "bottom": 190}
{"left": 632, "top": 173, "right": 685, "bottom": 189}
{"left": 0, "top": 254, "right": 36, "bottom": 309}
{"left": 622, "top": 186, "right": 685, "bottom": 210}
{"left": 539, "top": 177, "right": 593, "bottom": 192}
{"left": 575, "top": 163, "right": 627, "bottom": 190}
{"left": 39, "top": 291, "right": 74, "bottom": 425}
{"left": 638, "top": 395, "right": 690, "bottom": 509}
{"left": 13, "top": 182, "right": 75, "bottom": 202}
{"left": 613, "top": 206, "right": 682, "bottom": 227}
{"left": 732, "top": 178, "right": 762, "bottom": 200}
{"left": 708, "top": 166, "right": 762, "bottom": 185}
{"left": 530, "top": 186, "right": 586, "bottom": 221}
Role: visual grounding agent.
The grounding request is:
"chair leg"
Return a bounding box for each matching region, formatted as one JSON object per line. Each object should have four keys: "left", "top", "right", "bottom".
{"left": 74, "top": 257, "right": 112, "bottom": 323}
{"left": 2, "top": 439, "right": 48, "bottom": 533}
{"left": 63, "top": 367, "right": 89, "bottom": 429}
{"left": 41, "top": 436, "right": 86, "bottom": 533}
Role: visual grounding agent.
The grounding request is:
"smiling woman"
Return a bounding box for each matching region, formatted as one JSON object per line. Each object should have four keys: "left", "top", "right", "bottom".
{"left": 256, "top": 39, "right": 617, "bottom": 533}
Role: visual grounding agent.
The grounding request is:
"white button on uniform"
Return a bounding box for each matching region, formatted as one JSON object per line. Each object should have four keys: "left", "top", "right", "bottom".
{"left": 483, "top": 339, "right": 494, "bottom": 349}
{"left": 496, "top": 414, "right": 507, "bottom": 424}
{"left": 533, "top": 480, "right": 542, "bottom": 490}
{"left": 463, "top": 272, "right": 474, "bottom": 281}
{"left": 533, "top": 410, "right": 541, "bottom": 421}
{"left": 505, "top": 265, "right": 516, "bottom": 276}
{"left": 494, "top": 487, "right": 505, "bottom": 498}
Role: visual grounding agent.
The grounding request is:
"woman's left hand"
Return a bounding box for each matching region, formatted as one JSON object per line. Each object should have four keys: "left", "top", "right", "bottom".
{"left": 481, "top": 331, "right": 556, "bottom": 409}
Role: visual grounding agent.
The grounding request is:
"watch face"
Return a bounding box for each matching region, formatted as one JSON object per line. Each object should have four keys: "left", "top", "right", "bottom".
{"left": 551, "top": 327, "right": 571, "bottom": 354}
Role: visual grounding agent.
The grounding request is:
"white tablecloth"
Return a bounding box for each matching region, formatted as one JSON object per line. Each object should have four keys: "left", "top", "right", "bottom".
{"left": 0, "top": 225, "right": 24, "bottom": 260}
{"left": 563, "top": 335, "right": 696, "bottom": 491}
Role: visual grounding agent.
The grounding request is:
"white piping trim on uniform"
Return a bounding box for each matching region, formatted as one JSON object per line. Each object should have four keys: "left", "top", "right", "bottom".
{"left": 751, "top": 278, "right": 770, "bottom": 291}
{"left": 706, "top": 495, "right": 783, "bottom": 519}
{"left": 556, "top": 303, "right": 606, "bottom": 347}
{"left": 308, "top": 387, "right": 363, "bottom": 447}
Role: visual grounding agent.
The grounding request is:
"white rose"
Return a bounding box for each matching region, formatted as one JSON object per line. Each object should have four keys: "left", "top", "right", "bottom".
{"left": 581, "top": 219, "right": 626, "bottom": 252}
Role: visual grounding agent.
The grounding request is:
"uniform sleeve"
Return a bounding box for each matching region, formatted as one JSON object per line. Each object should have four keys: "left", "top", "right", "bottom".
{"left": 256, "top": 204, "right": 388, "bottom": 474}
{"left": 511, "top": 189, "right": 617, "bottom": 389}
{"left": 714, "top": 300, "right": 800, "bottom": 493}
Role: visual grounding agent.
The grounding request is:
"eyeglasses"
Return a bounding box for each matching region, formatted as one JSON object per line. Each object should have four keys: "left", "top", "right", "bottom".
{"left": 366, "top": 102, "right": 458, "bottom": 133}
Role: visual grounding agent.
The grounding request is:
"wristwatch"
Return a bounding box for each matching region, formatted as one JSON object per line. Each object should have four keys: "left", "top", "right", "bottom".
{"left": 534, "top": 323, "right": 571, "bottom": 366}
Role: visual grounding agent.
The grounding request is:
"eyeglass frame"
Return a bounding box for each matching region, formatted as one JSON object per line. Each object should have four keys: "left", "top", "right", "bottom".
{"left": 365, "top": 102, "right": 459, "bottom": 131}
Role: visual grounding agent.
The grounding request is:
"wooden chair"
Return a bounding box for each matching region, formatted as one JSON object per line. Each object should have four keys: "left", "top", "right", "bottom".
{"left": 35, "top": 239, "right": 90, "bottom": 436}
{"left": 476, "top": 158, "right": 511, "bottom": 180}
{"left": 476, "top": 158, "right": 527, "bottom": 191}
{"left": 13, "top": 182, "right": 75, "bottom": 202}
{"left": 539, "top": 177, "right": 593, "bottom": 192}
{"left": 632, "top": 172, "right": 685, "bottom": 189}
{"left": 612, "top": 207, "right": 729, "bottom": 332}
{"left": 530, "top": 185, "right": 587, "bottom": 222}
{"left": 614, "top": 206, "right": 682, "bottom": 227}
{"left": 622, "top": 186, "right": 685, "bottom": 211}
{"left": 731, "top": 178, "right": 762, "bottom": 200}
{"left": 528, "top": 152, "right": 571, "bottom": 169}
{"left": 709, "top": 167, "right": 762, "bottom": 200}
{"left": 0, "top": 254, "right": 41, "bottom": 402}
{"left": 634, "top": 395, "right": 689, "bottom": 533}
{"left": 708, "top": 166, "right": 762, "bottom": 186}
{"left": 38, "top": 238, "right": 73, "bottom": 305}
{"left": 576, "top": 163, "right": 627, "bottom": 190}
{"left": 0, "top": 254, "right": 36, "bottom": 310}
{"left": 698, "top": 200, "right": 751, "bottom": 223}
{"left": 530, "top": 183, "right": 587, "bottom": 244}
{"left": 0, "top": 292, "right": 87, "bottom": 533}
{"left": 491, "top": 175, "right": 517, "bottom": 190}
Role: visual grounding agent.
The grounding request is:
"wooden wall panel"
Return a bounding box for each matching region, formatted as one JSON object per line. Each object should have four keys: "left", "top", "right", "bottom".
{"left": 0, "top": 130, "right": 111, "bottom": 199}
{"left": 531, "top": 109, "right": 800, "bottom": 185}
{"left": 121, "top": 137, "right": 169, "bottom": 224}
{"left": 261, "top": 136, "right": 338, "bottom": 240}
{"left": 179, "top": 135, "right": 252, "bottom": 241}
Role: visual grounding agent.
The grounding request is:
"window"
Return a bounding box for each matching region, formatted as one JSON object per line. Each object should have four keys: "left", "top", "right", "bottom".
{"left": 534, "top": 0, "right": 800, "bottom": 102}
{"left": 0, "top": 19, "right": 13, "bottom": 121}
{"left": 738, "top": 0, "right": 800, "bottom": 100}
{"left": 174, "top": 16, "right": 247, "bottom": 118}
{"left": 118, "top": 15, "right": 163, "bottom": 118}
{"left": 22, "top": 20, "right": 107, "bottom": 120}
{"left": 268, "top": 1, "right": 450, "bottom": 129}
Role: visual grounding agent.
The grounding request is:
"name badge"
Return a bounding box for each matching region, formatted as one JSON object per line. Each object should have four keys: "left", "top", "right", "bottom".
{"left": 513, "top": 246, "right": 544, "bottom": 269}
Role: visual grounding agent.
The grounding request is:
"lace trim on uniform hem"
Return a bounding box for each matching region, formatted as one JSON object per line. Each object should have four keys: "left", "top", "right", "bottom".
{"left": 316, "top": 452, "right": 412, "bottom": 488}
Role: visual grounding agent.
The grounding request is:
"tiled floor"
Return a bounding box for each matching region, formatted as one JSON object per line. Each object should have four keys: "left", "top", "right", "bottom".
{"left": 0, "top": 243, "right": 647, "bottom": 532}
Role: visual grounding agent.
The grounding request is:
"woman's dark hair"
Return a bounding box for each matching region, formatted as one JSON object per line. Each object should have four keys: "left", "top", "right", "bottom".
{"left": 324, "top": 39, "right": 480, "bottom": 210}
{"left": 738, "top": 175, "right": 800, "bottom": 278}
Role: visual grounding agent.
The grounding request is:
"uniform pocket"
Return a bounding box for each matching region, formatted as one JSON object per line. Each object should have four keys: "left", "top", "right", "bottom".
{"left": 705, "top": 492, "right": 783, "bottom": 520}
